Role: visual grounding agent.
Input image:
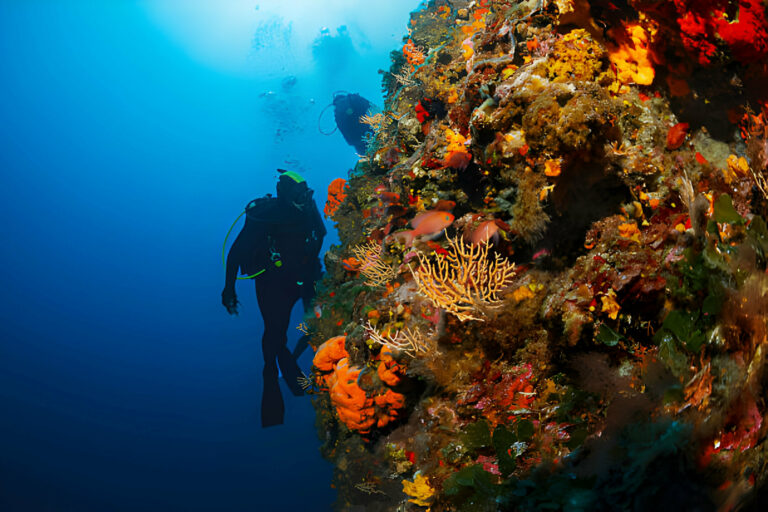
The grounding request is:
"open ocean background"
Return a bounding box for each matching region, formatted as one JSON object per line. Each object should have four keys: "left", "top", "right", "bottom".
{"left": 0, "top": 1, "right": 420, "bottom": 510}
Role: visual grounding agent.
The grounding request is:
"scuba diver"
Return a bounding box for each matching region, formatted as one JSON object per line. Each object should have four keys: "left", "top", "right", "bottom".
{"left": 222, "top": 170, "right": 326, "bottom": 427}
{"left": 320, "top": 92, "right": 374, "bottom": 154}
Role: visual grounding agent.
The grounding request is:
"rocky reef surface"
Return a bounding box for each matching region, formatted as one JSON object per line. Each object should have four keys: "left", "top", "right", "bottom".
{"left": 308, "top": 1, "right": 768, "bottom": 510}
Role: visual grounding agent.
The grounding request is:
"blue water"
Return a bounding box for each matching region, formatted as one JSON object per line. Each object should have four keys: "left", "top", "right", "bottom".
{"left": 0, "top": 2, "right": 418, "bottom": 510}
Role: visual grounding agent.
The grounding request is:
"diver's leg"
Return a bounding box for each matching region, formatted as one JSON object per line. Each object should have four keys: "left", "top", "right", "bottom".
{"left": 291, "top": 334, "right": 310, "bottom": 362}
{"left": 275, "top": 284, "right": 305, "bottom": 397}
{"left": 256, "top": 279, "right": 293, "bottom": 427}
{"left": 291, "top": 283, "right": 315, "bottom": 361}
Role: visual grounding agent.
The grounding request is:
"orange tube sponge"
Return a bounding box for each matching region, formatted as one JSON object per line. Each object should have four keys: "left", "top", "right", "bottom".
{"left": 330, "top": 358, "right": 377, "bottom": 432}
{"left": 315, "top": 338, "right": 407, "bottom": 433}
{"left": 374, "top": 389, "right": 406, "bottom": 428}
{"left": 324, "top": 178, "right": 347, "bottom": 219}
{"left": 377, "top": 346, "right": 404, "bottom": 386}
{"left": 313, "top": 335, "right": 348, "bottom": 372}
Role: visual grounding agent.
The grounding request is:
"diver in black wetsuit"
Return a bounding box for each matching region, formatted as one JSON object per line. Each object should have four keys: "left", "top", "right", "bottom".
{"left": 222, "top": 170, "right": 326, "bottom": 427}
{"left": 332, "top": 92, "right": 373, "bottom": 154}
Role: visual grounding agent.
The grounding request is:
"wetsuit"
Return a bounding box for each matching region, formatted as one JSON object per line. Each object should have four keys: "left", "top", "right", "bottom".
{"left": 333, "top": 93, "right": 373, "bottom": 154}
{"left": 223, "top": 186, "right": 326, "bottom": 427}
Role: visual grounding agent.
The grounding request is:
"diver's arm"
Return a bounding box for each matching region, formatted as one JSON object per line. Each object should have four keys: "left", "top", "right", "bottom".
{"left": 222, "top": 223, "right": 257, "bottom": 314}
{"left": 308, "top": 200, "right": 327, "bottom": 253}
{"left": 224, "top": 239, "right": 241, "bottom": 292}
{"left": 222, "top": 233, "right": 242, "bottom": 314}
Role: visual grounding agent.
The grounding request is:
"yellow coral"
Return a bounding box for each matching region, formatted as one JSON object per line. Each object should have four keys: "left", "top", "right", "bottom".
{"left": 402, "top": 472, "right": 434, "bottom": 508}
{"left": 462, "top": 40, "right": 474, "bottom": 60}
{"left": 501, "top": 64, "right": 518, "bottom": 79}
{"left": 544, "top": 159, "right": 562, "bottom": 177}
{"left": 618, "top": 222, "right": 641, "bottom": 242}
{"left": 730, "top": 155, "right": 749, "bottom": 175}
{"left": 546, "top": 29, "right": 606, "bottom": 82}
{"left": 443, "top": 128, "right": 472, "bottom": 168}
{"left": 607, "top": 22, "right": 655, "bottom": 87}
{"left": 511, "top": 285, "right": 535, "bottom": 302}
{"left": 725, "top": 154, "right": 750, "bottom": 184}
{"left": 459, "top": 11, "right": 486, "bottom": 36}
{"left": 445, "top": 128, "right": 468, "bottom": 153}
{"left": 601, "top": 288, "right": 620, "bottom": 320}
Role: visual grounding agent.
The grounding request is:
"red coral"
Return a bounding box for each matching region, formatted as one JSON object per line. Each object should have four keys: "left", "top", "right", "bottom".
{"left": 672, "top": 0, "right": 768, "bottom": 65}
{"left": 719, "top": 393, "right": 762, "bottom": 452}
{"left": 714, "top": 0, "right": 768, "bottom": 64}
{"left": 476, "top": 455, "right": 502, "bottom": 475}
{"left": 675, "top": 3, "right": 720, "bottom": 65}
{"left": 463, "top": 363, "right": 536, "bottom": 424}
{"left": 415, "top": 100, "right": 430, "bottom": 123}
{"left": 666, "top": 122, "right": 690, "bottom": 149}
{"left": 700, "top": 392, "right": 763, "bottom": 466}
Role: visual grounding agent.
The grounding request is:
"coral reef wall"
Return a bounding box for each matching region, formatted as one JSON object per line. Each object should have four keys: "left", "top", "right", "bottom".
{"left": 307, "top": 1, "right": 768, "bottom": 510}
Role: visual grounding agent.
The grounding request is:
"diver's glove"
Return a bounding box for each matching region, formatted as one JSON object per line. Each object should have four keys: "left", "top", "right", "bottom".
{"left": 221, "top": 288, "right": 239, "bottom": 315}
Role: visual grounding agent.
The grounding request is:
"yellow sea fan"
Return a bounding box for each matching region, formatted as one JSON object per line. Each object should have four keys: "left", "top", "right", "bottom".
{"left": 410, "top": 234, "right": 516, "bottom": 322}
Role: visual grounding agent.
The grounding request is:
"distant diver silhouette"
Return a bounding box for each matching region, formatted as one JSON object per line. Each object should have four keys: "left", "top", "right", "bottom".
{"left": 222, "top": 170, "right": 326, "bottom": 427}
{"left": 318, "top": 91, "right": 374, "bottom": 154}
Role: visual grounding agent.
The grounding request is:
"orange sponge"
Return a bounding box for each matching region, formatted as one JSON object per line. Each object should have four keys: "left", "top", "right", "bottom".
{"left": 377, "top": 346, "right": 404, "bottom": 387}
{"left": 313, "top": 336, "right": 348, "bottom": 372}
{"left": 329, "top": 358, "right": 377, "bottom": 432}
{"left": 374, "top": 389, "right": 406, "bottom": 428}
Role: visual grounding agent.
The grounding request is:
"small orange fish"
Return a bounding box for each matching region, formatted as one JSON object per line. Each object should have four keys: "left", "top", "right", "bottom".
{"left": 386, "top": 205, "right": 408, "bottom": 218}
{"left": 390, "top": 210, "right": 454, "bottom": 247}
{"left": 378, "top": 191, "right": 400, "bottom": 204}
{"left": 493, "top": 218, "right": 512, "bottom": 232}
{"left": 375, "top": 185, "right": 400, "bottom": 204}
{"left": 370, "top": 206, "right": 387, "bottom": 217}
{"left": 433, "top": 199, "right": 456, "bottom": 211}
{"left": 468, "top": 220, "right": 500, "bottom": 245}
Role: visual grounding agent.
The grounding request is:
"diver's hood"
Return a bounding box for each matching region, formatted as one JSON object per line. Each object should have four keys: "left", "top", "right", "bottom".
{"left": 277, "top": 174, "right": 313, "bottom": 207}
